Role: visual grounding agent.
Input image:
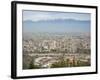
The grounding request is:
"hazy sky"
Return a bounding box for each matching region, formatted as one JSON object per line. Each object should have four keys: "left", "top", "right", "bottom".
{"left": 23, "top": 10, "right": 90, "bottom": 33}
{"left": 23, "top": 10, "right": 90, "bottom": 22}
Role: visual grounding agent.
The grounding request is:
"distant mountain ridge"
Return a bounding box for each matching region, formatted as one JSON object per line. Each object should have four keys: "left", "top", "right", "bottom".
{"left": 23, "top": 19, "right": 90, "bottom": 33}
{"left": 23, "top": 19, "right": 90, "bottom": 23}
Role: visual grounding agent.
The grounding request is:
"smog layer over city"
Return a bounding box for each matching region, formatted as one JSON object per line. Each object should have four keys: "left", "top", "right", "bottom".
{"left": 22, "top": 10, "right": 91, "bottom": 69}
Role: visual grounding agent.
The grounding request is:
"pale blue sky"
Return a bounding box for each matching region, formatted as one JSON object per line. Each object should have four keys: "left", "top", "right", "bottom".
{"left": 23, "top": 10, "right": 90, "bottom": 22}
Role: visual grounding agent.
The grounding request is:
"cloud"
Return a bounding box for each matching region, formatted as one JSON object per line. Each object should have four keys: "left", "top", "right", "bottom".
{"left": 23, "top": 10, "right": 90, "bottom": 22}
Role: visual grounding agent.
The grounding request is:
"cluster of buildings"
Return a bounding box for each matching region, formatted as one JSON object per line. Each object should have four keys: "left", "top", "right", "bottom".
{"left": 23, "top": 33, "right": 90, "bottom": 54}
{"left": 23, "top": 33, "right": 91, "bottom": 69}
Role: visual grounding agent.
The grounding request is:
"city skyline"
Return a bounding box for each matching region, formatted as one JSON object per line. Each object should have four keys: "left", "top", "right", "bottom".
{"left": 22, "top": 10, "right": 91, "bottom": 69}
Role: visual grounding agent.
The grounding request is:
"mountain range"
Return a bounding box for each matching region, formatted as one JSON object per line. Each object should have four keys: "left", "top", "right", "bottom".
{"left": 23, "top": 19, "right": 90, "bottom": 33}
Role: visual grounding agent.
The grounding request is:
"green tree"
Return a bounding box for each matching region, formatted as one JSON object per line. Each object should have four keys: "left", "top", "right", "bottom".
{"left": 29, "top": 58, "right": 40, "bottom": 69}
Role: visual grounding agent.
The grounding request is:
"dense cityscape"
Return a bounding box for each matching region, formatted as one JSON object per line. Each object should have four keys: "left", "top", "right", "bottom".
{"left": 23, "top": 32, "right": 91, "bottom": 69}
